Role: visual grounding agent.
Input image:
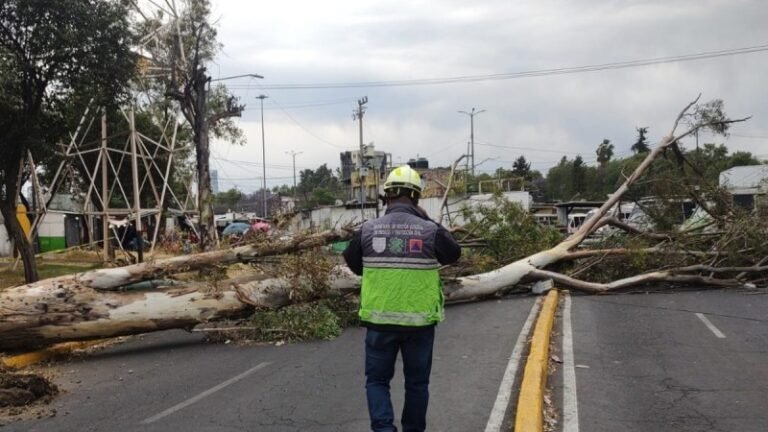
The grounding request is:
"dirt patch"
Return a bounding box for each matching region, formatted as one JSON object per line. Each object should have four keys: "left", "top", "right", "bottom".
{"left": 0, "top": 369, "right": 58, "bottom": 424}
{"left": 0, "top": 372, "right": 57, "bottom": 407}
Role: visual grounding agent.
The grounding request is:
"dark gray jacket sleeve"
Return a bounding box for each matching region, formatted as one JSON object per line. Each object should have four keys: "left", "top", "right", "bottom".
{"left": 342, "top": 230, "right": 364, "bottom": 276}
{"left": 434, "top": 225, "right": 461, "bottom": 265}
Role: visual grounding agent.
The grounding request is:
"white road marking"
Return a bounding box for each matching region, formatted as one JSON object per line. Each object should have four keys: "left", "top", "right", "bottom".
{"left": 696, "top": 313, "right": 726, "bottom": 338}
{"left": 141, "top": 362, "right": 272, "bottom": 424}
{"left": 484, "top": 297, "right": 542, "bottom": 432}
{"left": 563, "top": 293, "right": 580, "bottom": 432}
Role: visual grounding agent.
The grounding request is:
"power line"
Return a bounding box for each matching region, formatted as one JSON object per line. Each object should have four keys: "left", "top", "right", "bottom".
{"left": 211, "top": 155, "right": 313, "bottom": 170}
{"left": 730, "top": 133, "right": 768, "bottom": 139}
{"left": 234, "top": 43, "right": 768, "bottom": 90}
{"left": 259, "top": 92, "right": 349, "bottom": 149}
{"left": 476, "top": 142, "right": 584, "bottom": 155}
{"left": 237, "top": 98, "right": 357, "bottom": 110}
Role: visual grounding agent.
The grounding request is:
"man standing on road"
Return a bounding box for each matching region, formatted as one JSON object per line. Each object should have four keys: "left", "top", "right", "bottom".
{"left": 343, "top": 165, "right": 461, "bottom": 432}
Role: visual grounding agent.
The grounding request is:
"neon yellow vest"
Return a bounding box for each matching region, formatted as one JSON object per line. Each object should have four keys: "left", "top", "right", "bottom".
{"left": 358, "top": 212, "right": 444, "bottom": 327}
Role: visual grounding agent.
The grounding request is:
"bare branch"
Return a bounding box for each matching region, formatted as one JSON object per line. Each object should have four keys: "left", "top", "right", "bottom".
{"left": 669, "top": 93, "right": 701, "bottom": 137}
{"left": 594, "top": 217, "right": 673, "bottom": 241}
{"left": 528, "top": 269, "right": 742, "bottom": 294}
{"left": 438, "top": 154, "right": 466, "bottom": 225}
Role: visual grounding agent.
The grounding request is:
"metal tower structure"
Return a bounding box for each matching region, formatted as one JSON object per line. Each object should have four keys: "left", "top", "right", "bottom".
{"left": 22, "top": 0, "right": 198, "bottom": 263}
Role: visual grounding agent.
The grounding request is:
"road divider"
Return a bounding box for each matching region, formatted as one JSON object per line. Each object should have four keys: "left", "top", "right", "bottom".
{"left": 515, "top": 289, "right": 559, "bottom": 432}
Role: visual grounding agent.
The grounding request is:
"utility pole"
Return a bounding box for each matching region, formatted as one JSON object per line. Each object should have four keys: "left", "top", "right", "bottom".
{"left": 354, "top": 96, "right": 368, "bottom": 220}
{"left": 101, "top": 110, "right": 110, "bottom": 261}
{"left": 465, "top": 141, "right": 470, "bottom": 196}
{"left": 257, "top": 94, "right": 268, "bottom": 219}
{"left": 285, "top": 150, "right": 303, "bottom": 196}
{"left": 458, "top": 107, "right": 486, "bottom": 177}
{"left": 129, "top": 108, "right": 143, "bottom": 263}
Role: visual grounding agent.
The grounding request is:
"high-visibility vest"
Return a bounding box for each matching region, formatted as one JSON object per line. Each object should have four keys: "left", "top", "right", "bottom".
{"left": 359, "top": 210, "right": 444, "bottom": 327}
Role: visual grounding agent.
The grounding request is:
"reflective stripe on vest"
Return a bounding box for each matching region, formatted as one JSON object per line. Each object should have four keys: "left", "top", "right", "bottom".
{"left": 363, "top": 256, "right": 439, "bottom": 270}
{"left": 365, "top": 310, "right": 436, "bottom": 326}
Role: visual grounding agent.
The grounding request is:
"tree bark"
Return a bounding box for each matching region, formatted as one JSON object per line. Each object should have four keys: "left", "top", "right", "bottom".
{"left": 0, "top": 156, "right": 39, "bottom": 283}
{"left": 193, "top": 67, "right": 217, "bottom": 251}
{"left": 0, "top": 228, "right": 353, "bottom": 350}
{"left": 0, "top": 201, "right": 38, "bottom": 283}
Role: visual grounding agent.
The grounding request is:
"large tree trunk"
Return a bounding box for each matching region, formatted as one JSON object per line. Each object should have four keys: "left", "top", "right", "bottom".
{"left": 194, "top": 67, "right": 217, "bottom": 252}
{"left": 0, "top": 202, "right": 38, "bottom": 283}
{"left": 0, "top": 155, "right": 39, "bottom": 283}
{"left": 0, "top": 228, "right": 353, "bottom": 351}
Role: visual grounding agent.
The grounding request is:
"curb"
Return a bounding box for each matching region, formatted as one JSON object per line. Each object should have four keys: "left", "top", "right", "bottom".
{"left": 1, "top": 340, "right": 107, "bottom": 369}
{"left": 514, "top": 289, "right": 559, "bottom": 431}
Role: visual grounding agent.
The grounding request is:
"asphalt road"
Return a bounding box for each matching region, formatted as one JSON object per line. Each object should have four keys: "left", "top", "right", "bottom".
{"left": 554, "top": 289, "right": 768, "bottom": 432}
{"left": 10, "top": 295, "right": 537, "bottom": 432}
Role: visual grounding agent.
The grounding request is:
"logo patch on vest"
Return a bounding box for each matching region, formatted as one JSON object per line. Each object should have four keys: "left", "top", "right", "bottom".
{"left": 409, "top": 239, "right": 424, "bottom": 254}
{"left": 372, "top": 237, "right": 386, "bottom": 253}
{"left": 388, "top": 237, "right": 405, "bottom": 255}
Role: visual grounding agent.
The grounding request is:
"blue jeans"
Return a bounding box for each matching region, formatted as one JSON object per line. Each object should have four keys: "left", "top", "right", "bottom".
{"left": 365, "top": 326, "right": 435, "bottom": 432}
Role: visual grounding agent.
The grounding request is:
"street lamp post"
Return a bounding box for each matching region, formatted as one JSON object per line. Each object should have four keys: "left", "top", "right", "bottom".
{"left": 458, "top": 107, "right": 486, "bottom": 177}
{"left": 257, "top": 94, "right": 268, "bottom": 219}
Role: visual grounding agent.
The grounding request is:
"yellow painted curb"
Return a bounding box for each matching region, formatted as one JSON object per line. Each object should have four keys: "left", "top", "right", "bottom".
{"left": 2, "top": 340, "right": 107, "bottom": 369}
{"left": 514, "top": 289, "right": 559, "bottom": 432}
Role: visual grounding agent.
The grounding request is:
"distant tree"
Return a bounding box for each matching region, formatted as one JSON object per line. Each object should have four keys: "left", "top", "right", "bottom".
{"left": 214, "top": 188, "right": 242, "bottom": 210}
{"left": 511, "top": 155, "right": 532, "bottom": 179}
{"left": 297, "top": 164, "right": 341, "bottom": 208}
{"left": 572, "top": 155, "right": 587, "bottom": 196}
{"left": 544, "top": 156, "right": 572, "bottom": 201}
{"left": 693, "top": 143, "right": 761, "bottom": 183}
{"left": 631, "top": 127, "right": 650, "bottom": 154}
{"left": 596, "top": 139, "right": 615, "bottom": 168}
{"left": 272, "top": 184, "right": 293, "bottom": 196}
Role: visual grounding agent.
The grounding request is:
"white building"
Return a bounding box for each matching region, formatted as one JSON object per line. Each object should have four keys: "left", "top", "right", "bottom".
{"left": 720, "top": 165, "right": 768, "bottom": 209}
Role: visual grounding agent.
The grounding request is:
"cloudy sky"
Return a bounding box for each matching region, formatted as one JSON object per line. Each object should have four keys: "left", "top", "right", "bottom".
{"left": 197, "top": 0, "right": 768, "bottom": 192}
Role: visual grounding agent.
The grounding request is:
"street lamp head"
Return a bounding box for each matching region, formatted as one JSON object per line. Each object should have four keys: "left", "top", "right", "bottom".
{"left": 256, "top": 94, "right": 268, "bottom": 100}
{"left": 210, "top": 73, "right": 264, "bottom": 82}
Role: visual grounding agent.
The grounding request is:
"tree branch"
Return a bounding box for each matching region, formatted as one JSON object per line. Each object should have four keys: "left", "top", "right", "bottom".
{"left": 528, "top": 268, "right": 743, "bottom": 294}
{"left": 439, "top": 154, "right": 466, "bottom": 225}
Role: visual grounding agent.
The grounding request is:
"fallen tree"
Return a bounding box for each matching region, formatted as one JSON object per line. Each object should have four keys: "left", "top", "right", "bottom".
{"left": 0, "top": 96, "right": 762, "bottom": 352}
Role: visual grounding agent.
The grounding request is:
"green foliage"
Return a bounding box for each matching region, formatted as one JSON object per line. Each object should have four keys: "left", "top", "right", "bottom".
{"left": 575, "top": 235, "right": 667, "bottom": 283}
{"left": 245, "top": 300, "right": 349, "bottom": 342}
{"left": 208, "top": 297, "right": 359, "bottom": 344}
{"left": 687, "top": 99, "right": 731, "bottom": 135}
{"left": 297, "top": 164, "right": 342, "bottom": 208}
{"left": 511, "top": 155, "right": 532, "bottom": 179}
{"left": 214, "top": 188, "right": 243, "bottom": 210}
{"left": 460, "top": 195, "right": 562, "bottom": 267}
{"left": 0, "top": 0, "right": 136, "bottom": 173}
{"left": 542, "top": 140, "right": 760, "bottom": 203}
{"left": 596, "top": 139, "right": 614, "bottom": 168}
{"left": 136, "top": 0, "right": 243, "bottom": 145}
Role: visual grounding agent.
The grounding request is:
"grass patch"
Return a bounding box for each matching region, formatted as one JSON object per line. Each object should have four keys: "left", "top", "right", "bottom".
{"left": 0, "top": 262, "right": 102, "bottom": 290}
